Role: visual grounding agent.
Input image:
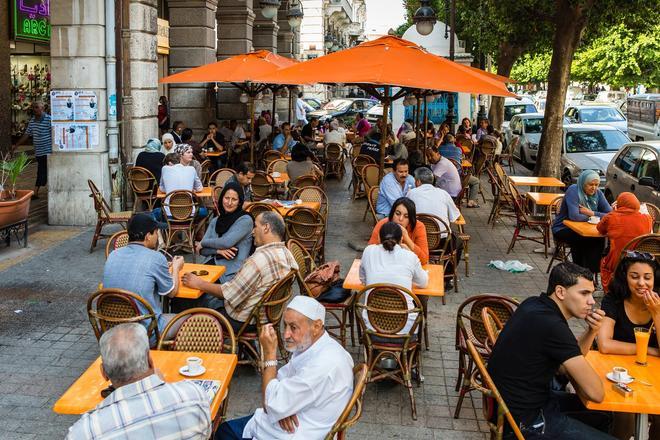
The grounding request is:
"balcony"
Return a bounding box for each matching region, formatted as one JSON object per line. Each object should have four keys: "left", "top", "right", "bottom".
{"left": 325, "top": 0, "right": 353, "bottom": 21}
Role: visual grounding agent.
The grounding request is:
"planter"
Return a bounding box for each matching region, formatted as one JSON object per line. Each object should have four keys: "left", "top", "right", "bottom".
{"left": 0, "top": 190, "right": 34, "bottom": 228}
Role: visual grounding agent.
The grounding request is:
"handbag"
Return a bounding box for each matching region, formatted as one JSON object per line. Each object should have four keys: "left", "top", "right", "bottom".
{"left": 304, "top": 261, "right": 341, "bottom": 298}
{"left": 317, "top": 279, "right": 352, "bottom": 304}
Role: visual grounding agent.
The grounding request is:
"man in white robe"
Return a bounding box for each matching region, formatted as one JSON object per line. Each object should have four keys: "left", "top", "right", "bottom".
{"left": 216, "top": 296, "right": 354, "bottom": 439}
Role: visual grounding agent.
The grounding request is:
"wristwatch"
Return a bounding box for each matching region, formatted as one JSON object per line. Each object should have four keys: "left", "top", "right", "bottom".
{"left": 262, "top": 359, "right": 278, "bottom": 369}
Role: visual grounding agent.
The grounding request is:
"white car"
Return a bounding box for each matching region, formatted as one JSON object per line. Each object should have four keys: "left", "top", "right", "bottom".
{"left": 366, "top": 103, "right": 383, "bottom": 124}
{"left": 564, "top": 105, "right": 628, "bottom": 134}
{"left": 605, "top": 141, "right": 660, "bottom": 204}
{"left": 506, "top": 112, "right": 544, "bottom": 166}
{"left": 502, "top": 97, "right": 537, "bottom": 131}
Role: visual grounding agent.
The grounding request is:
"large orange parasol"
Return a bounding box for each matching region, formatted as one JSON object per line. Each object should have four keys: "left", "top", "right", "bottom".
{"left": 160, "top": 50, "right": 298, "bottom": 162}
{"left": 254, "top": 36, "right": 516, "bottom": 174}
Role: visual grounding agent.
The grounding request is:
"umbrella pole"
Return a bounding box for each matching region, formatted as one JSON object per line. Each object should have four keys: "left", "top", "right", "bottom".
{"left": 423, "top": 98, "right": 429, "bottom": 152}
{"left": 379, "top": 86, "right": 390, "bottom": 181}
{"left": 415, "top": 95, "right": 421, "bottom": 152}
{"left": 249, "top": 95, "right": 255, "bottom": 164}
{"left": 271, "top": 88, "right": 277, "bottom": 131}
{"left": 288, "top": 89, "right": 293, "bottom": 124}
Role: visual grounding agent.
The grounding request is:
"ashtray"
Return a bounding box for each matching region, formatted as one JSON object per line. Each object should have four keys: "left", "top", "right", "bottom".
{"left": 190, "top": 270, "right": 209, "bottom": 276}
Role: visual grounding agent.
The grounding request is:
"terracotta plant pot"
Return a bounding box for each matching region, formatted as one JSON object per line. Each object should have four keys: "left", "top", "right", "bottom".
{"left": 0, "top": 190, "right": 34, "bottom": 228}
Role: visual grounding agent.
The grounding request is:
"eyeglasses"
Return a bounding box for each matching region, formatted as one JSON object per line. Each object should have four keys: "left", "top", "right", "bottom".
{"left": 625, "top": 250, "right": 654, "bottom": 261}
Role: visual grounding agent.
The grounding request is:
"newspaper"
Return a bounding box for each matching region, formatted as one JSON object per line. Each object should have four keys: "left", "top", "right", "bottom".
{"left": 185, "top": 379, "right": 221, "bottom": 404}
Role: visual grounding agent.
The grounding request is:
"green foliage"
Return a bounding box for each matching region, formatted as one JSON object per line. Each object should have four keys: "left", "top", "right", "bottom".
{"left": 510, "top": 52, "right": 552, "bottom": 84}
{"left": 0, "top": 152, "right": 31, "bottom": 200}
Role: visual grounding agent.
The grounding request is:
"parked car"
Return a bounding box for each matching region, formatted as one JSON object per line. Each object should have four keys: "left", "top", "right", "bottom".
{"left": 534, "top": 98, "right": 546, "bottom": 112}
{"left": 366, "top": 103, "right": 383, "bottom": 124}
{"left": 303, "top": 97, "right": 323, "bottom": 111}
{"left": 505, "top": 112, "right": 544, "bottom": 166}
{"left": 596, "top": 90, "right": 627, "bottom": 105}
{"left": 604, "top": 141, "right": 660, "bottom": 204}
{"left": 560, "top": 124, "right": 630, "bottom": 187}
{"left": 307, "top": 98, "right": 377, "bottom": 123}
{"left": 564, "top": 104, "right": 628, "bottom": 134}
{"left": 502, "top": 97, "right": 537, "bottom": 130}
{"left": 627, "top": 94, "right": 660, "bottom": 141}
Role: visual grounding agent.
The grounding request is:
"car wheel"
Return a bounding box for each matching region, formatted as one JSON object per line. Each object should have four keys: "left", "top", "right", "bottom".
{"left": 562, "top": 169, "right": 573, "bottom": 188}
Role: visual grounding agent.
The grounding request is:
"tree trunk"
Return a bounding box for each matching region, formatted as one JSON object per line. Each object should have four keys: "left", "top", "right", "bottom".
{"left": 0, "top": 1, "right": 11, "bottom": 154}
{"left": 534, "top": 0, "right": 592, "bottom": 177}
{"left": 487, "top": 42, "right": 522, "bottom": 131}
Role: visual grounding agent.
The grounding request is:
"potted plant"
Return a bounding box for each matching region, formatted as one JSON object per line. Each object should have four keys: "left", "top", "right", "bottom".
{"left": 0, "top": 152, "right": 33, "bottom": 229}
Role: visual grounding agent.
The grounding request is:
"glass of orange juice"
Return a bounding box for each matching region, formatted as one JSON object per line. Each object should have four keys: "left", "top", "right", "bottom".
{"left": 634, "top": 327, "right": 651, "bottom": 365}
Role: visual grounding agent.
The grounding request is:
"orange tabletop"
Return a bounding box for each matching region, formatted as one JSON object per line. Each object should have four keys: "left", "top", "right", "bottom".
{"left": 343, "top": 259, "right": 444, "bottom": 297}
{"left": 274, "top": 201, "right": 321, "bottom": 216}
{"left": 509, "top": 176, "right": 565, "bottom": 187}
{"left": 582, "top": 351, "right": 660, "bottom": 415}
{"left": 53, "top": 350, "right": 237, "bottom": 418}
{"left": 526, "top": 192, "right": 563, "bottom": 206}
{"left": 563, "top": 220, "right": 603, "bottom": 238}
{"left": 462, "top": 159, "right": 472, "bottom": 168}
{"left": 205, "top": 151, "right": 226, "bottom": 157}
{"left": 177, "top": 263, "right": 225, "bottom": 299}
{"left": 284, "top": 154, "right": 292, "bottom": 161}
{"left": 156, "top": 187, "right": 213, "bottom": 199}
{"left": 270, "top": 172, "right": 289, "bottom": 184}
{"left": 453, "top": 214, "right": 466, "bottom": 226}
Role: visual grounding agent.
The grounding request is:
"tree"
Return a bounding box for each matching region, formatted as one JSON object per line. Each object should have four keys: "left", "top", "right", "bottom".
{"left": 0, "top": 1, "right": 11, "bottom": 154}
{"left": 510, "top": 52, "right": 551, "bottom": 85}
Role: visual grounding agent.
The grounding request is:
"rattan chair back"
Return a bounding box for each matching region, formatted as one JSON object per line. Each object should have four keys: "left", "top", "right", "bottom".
{"left": 458, "top": 136, "right": 473, "bottom": 152}
{"left": 286, "top": 239, "right": 316, "bottom": 279}
{"left": 209, "top": 168, "right": 236, "bottom": 188}
{"left": 165, "top": 190, "right": 196, "bottom": 221}
{"left": 88, "top": 179, "right": 112, "bottom": 221}
{"left": 481, "top": 306, "right": 504, "bottom": 350}
{"left": 645, "top": 203, "right": 660, "bottom": 233}
{"left": 293, "top": 186, "right": 328, "bottom": 219}
{"left": 284, "top": 207, "right": 325, "bottom": 256}
{"left": 245, "top": 201, "right": 276, "bottom": 217}
{"left": 157, "top": 308, "right": 236, "bottom": 354}
{"left": 456, "top": 294, "right": 519, "bottom": 354}
{"left": 324, "top": 363, "right": 369, "bottom": 440}
{"left": 127, "top": 167, "right": 157, "bottom": 211}
{"left": 620, "top": 233, "right": 660, "bottom": 264}
{"left": 105, "top": 230, "right": 129, "bottom": 258}
{"left": 351, "top": 143, "right": 363, "bottom": 158}
{"left": 357, "top": 284, "right": 422, "bottom": 336}
{"left": 267, "top": 158, "right": 288, "bottom": 175}
{"left": 200, "top": 160, "right": 212, "bottom": 185}
{"left": 251, "top": 171, "right": 275, "bottom": 200}
{"left": 263, "top": 150, "right": 285, "bottom": 170}
{"left": 291, "top": 174, "right": 321, "bottom": 192}
{"left": 366, "top": 186, "right": 379, "bottom": 224}
{"left": 417, "top": 213, "right": 452, "bottom": 256}
{"left": 325, "top": 143, "right": 343, "bottom": 160}
{"left": 361, "top": 163, "right": 380, "bottom": 190}
{"left": 87, "top": 288, "right": 159, "bottom": 342}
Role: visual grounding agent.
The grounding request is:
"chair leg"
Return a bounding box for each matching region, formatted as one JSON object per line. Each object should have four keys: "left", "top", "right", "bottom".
{"left": 464, "top": 240, "right": 470, "bottom": 277}
{"left": 90, "top": 220, "right": 104, "bottom": 252}
{"left": 349, "top": 304, "right": 356, "bottom": 347}
{"left": 507, "top": 227, "right": 520, "bottom": 254}
{"left": 453, "top": 357, "right": 474, "bottom": 419}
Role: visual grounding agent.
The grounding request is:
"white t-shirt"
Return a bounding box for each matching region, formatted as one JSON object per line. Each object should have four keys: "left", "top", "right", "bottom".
{"left": 359, "top": 244, "right": 428, "bottom": 335}
{"left": 159, "top": 164, "right": 203, "bottom": 216}
{"left": 407, "top": 184, "right": 460, "bottom": 236}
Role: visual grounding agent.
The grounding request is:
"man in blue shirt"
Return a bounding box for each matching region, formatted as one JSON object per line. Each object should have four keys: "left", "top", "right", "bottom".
{"left": 13, "top": 101, "right": 52, "bottom": 199}
{"left": 272, "top": 122, "right": 296, "bottom": 153}
{"left": 376, "top": 158, "right": 415, "bottom": 218}
{"left": 438, "top": 133, "right": 463, "bottom": 164}
{"left": 103, "top": 213, "right": 184, "bottom": 337}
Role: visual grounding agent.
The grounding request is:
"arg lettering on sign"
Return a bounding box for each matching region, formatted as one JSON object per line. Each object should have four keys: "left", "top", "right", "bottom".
{"left": 13, "top": 0, "right": 51, "bottom": 43}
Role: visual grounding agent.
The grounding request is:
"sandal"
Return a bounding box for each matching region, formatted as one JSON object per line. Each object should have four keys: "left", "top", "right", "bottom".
{"left": 466, "top": 202, "right": 480, "bottom": 208}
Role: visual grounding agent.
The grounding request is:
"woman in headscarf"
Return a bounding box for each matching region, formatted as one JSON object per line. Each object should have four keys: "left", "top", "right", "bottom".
{"left": 551, "top": 169, "right": 612, "bottom": 273}
{"left": 135, "top": 138, "right": 165, "bottom": 182}
{"left": 597, "top": 192, "right": 653, "bottom": 291}
{"left": 161, "top": 133, "right": 175, "bottom": 154}
{"left": 196, "top": 181, "right": 254, "bottom": 283}
{"left": 174, "top": 143, "right": 202, "bottom": 178}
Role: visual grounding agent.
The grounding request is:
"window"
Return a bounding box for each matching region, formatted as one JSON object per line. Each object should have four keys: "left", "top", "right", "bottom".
{"left": 504, "top": 105, "right": 530, "bottom": 121}
{"left": 565, "top": 130, "right": 630, "bottom": 153}
{"left": 634, "top": 149, "right": 660, "bottom": 181}
{"left": 615, "top": 146, "right": 643, "bottom": 174}
{"left": 579, "top": 107, "right": 625, "bottom": 123}
{"left": 524, "top": 118, "right": 543, "bottom": 134}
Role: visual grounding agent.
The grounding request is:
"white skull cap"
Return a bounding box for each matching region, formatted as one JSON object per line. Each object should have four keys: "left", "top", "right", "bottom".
{"left": 287, "top": 296, "right": 325, "bottom": 324}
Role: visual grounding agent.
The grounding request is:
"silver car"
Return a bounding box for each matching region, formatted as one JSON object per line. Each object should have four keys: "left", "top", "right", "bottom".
{"left": 564, "top": 105, "right": 628, "bottom": 134}
{"left": 604, "top": 141, "right": 660, "bottom": 204}
{"left": 560, "top": 124, "right": 630, "bottom": 187}
{"left": 506, "top": 112, "right": 544, "bottom": 166}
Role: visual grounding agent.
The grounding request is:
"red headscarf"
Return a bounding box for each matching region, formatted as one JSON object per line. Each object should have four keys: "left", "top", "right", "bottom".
{"left": 615, "top": 192, "right": 640, "bottom": 212}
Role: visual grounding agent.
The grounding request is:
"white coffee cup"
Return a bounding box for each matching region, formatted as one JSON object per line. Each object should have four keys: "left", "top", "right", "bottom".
{"left": 186, "top": 356, "right": 203, "bottom": 374}
{"left": 589, "top": 216, "right": 600, "bottom": 224}
{"left": 272, "top": 171, "right": 281, "bottom": 177}
{"left": 612, "top": 366, "right": 629, "bottom": 382}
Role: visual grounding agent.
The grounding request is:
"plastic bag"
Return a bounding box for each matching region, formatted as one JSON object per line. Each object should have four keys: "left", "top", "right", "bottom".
{"left": 488, "top": 260, "right": 533, "bottom": 273}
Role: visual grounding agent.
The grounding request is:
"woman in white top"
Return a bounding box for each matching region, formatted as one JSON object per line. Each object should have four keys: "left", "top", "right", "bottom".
{"left": 359, "top": 221, "right": 428, "bottom": 335}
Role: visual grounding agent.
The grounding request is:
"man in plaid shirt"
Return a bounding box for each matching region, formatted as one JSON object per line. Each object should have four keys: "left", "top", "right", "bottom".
{"left": 66, "top": 324, "right": 211, "bottom": 439}
{"left": 183, "top": 211, "right": 298, "bottom": 331}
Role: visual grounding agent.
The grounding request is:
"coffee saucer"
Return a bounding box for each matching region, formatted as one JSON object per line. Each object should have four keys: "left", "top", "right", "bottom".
{"left": 606, "top": 372, "right": 633, "bottom": 384}
{"left": 179, "top": 365, "right": 206, "bottom": 377}
{"left": 588, "top": 218, "right": 600, "bottom": 224}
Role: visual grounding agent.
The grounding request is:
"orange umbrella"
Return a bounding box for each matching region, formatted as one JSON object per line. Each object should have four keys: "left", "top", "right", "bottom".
{"left": 160, "top": 50, "right": 298, "bottom": 163}
{"left": 462, "top": 65, "right": 516, "bottom": 84}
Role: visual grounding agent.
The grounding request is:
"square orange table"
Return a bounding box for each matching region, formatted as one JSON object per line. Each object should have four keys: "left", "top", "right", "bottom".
{"left": 53, "top": 350, "right": 237, "bottom": 421}
{"left": 461, "top": 159, "right": 472, "bottom": 168}
{"left": 582, "top": 351, "right": 660, "bottom": 440}
{"left": 177, "top": 263, "right": 225, "bottom": 299}
{"left": 526, "top": 192, "right": 563, "bottom": 206}
{"left": 156, "top": 187, "right": 213, "bottom": 199}
{"left": 270, "top": 172, "right": 289, "bottom": 184}
{"left": 509, "top": 176, "right": 565, "bottom": 188}
{"left": 343, "top": 258, "right": 444, "bottom": 297}
{"left": 205, "top": 151, "right": 226, "bottom": 157}
{"left": 273, "top": 201, "right": 321, "bottom": 216}
{"left": 563, "top": 220, "right": 603, "bottom": 238}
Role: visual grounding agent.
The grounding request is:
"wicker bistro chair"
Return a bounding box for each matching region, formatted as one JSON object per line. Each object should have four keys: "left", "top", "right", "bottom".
{"left": 284, "top": 206, "right": 326, "bottom": 264}
{"left": 506, "top": 180, "right": 551, "bottom": 258}
{"left": 325, "top": 143, "right": 345, "bottom": 180}
{"left": 645, "top": 203, "right": 660, "bottom": 233}
{"left": 350, "top": 154, "right": 376, "bottom": 200}
{"left": 619, "top": 233, "right": 660, "bottom": 264}
{"left": 289, "top": 174, "right": 322, "bottom": 196}
{"left": 293, "top": 186, "right": 329, "bottom": 220}
{"left": 355, "top": 284, "right": 424, "bottom": 420}
{"left": 262, "top": 149, "right": 285, "bottom": 171}
{"left": 267, "top": 158, "right": 288, "bottom": 175}
{"left": 457, "top": 136, "right": 474, "bottom": 154}
{"left": 454, "top": 294, "right": 519, "bottom": 419}
{"left": 105, "top": 230, "right": 129, "bottom": 258}
{"left": 88, "top": 179, "right": 132, "bottom": 253}
{"left": 200, "top": 160, "right": 212, "bottom": 186}
{"left": 244, "top": 201, "right": 276, "bottom": 218}
{"left": 251, "top": 171, "right": 276, "bottom": 201}
{"left": 324, "top": 363, "right": 369, "bottom": 440}
{"left": 499, "top": 136, "right": 518, "bottom": 174}
{"left": 157, "top": 308, "right": 236, "bottom": 354}
{"left": 417, "top": 214, "right": 459, "bottom": 300}
{"left": 481, "top": 306, "right": 504, "bottom": 351}
{"left": 486, "top": 164, "right": 516, "bottom": 226}
{"left": 87, "top": 288, "right": 160, "bottom": 344}
{"left": 547, "top": 196, "right": 570, "bottom": 273}
{"left": 286, "top": 239, "right": 356, "bottom": 347}
{"left": 466, "top": 339, "right": 525, "bottom": 440}
{"left": 209, "top": 168, "right": 236, "bottom": 189}
{"left": 162, "top": 190, "right": 200, "bottom": 261}
{"left": 361, "top": 163, "right": 380, "bottom": 191}
{"left": 234, "top": 271, "right": 296, "bottom": 372}
{"left": 363, "top": 186, "right": 379, "bottom": 224}
{"left": 127, "top": 166, "right": 158, "bottom": 212}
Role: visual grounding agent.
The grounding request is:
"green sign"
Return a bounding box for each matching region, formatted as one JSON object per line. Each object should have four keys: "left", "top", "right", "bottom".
{"left": 13, "top": 0, "right": 51, "bottom": 43}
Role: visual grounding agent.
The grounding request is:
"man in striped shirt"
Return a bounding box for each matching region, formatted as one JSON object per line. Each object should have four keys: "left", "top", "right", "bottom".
{"left": 13, "top": 101, "right": 52, "bottom": 199}
{"left": 66, "top": 323, "right": 212, "bottom": 439}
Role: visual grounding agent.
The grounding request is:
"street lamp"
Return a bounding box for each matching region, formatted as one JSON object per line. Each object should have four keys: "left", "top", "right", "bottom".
{"left": 287, "top": 1, "right": 304, "bottom": 29}
{"left": 324, "top": 34, "right": 334, "bottom": 49}
{"left": 259, "top": 0, "right": 281, "bottom": 19}
{"left": 412, "top": 0, "right": 436, "bottom": 36}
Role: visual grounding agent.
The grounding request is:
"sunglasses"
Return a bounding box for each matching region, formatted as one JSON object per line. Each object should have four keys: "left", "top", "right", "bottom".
{"left": 625, "top": 250, "right": 654, "bottom": 261}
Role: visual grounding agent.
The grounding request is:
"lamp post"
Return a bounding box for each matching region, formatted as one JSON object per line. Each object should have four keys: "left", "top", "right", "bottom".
{"left": 259, "top": 0, "right": 281, "bottom": 19}
{"left": 413, "top": 0, "right": 456, "bottom": 132}
{"left": 287, "top": 1, "right": 304, "bottom": 29}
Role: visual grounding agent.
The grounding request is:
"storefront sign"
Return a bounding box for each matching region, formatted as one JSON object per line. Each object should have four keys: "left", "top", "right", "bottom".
{"left": 13, "top": 0, "right": 51, "bottom": 42}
